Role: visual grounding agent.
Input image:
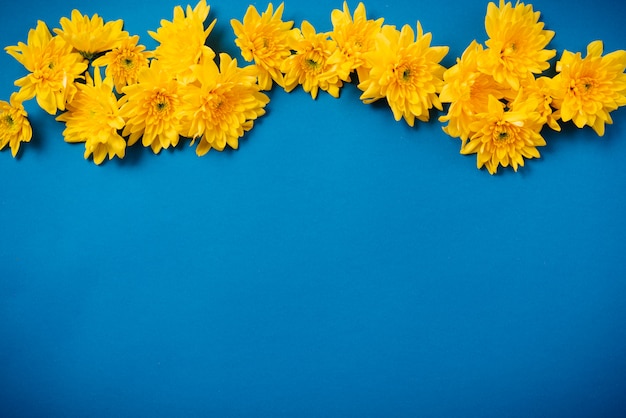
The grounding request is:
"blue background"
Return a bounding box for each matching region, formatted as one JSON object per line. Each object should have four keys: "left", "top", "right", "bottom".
{"left": 2, "top": 0, "right": 626, "bottom": 416}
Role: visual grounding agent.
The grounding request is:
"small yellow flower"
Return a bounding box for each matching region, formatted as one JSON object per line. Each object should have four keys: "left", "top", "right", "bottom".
{"left": 281, "top": 21, "right": 343, "bottom": 99}
{"left": 231, "top": 3, "right": 298, "bottom": 90}
{"left": 0, "top": 93, "right": 33, "bottom": 157}
{"left": 53, "top": 9, "right": 128, "bottom": 60}
{"left": 120, "top": 61, "right": 183, "bottom": 153}
{"left": 149, "top": 0, "right": 216, "bottom": 84}
{"left": 439, "top": 40, "right": 511, "bottom": 141}
{"left": 56, "top": 69, "right": 126, "bottom": 165}
{"left": 329, "top": 1, "right": 384, "bottom": 82}
{"left": 550, "top": 40, "right": 626, "bottom": 136}
{"left": 5, "top": 20, "right": 88, "bottom": 114}
{"left": 181, "top": 53, "right": 270, "bottom": 156}
{"left": 478, "top": 0, "right": 555, "bottom": 90}
{"left": 461, "top": 95, "right": 546, "bottom": 174}
{"left": 92, "top": 35, "right": 153, "bottom": 94}
{"left": 358, "top": 23, "right": 448, "bottom": 126}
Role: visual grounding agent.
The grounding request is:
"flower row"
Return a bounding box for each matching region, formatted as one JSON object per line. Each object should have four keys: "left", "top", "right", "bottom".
{"left": 1, "top": 1, "right": 625, "bottom": 174}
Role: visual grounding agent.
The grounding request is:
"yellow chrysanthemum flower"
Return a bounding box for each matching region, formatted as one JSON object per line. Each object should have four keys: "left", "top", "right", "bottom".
{"left": 358, "top": 23, "right": 448, "bottom": 126}
{"left": 56, "top": 69, "right": 126, "bottom": 165}
{"left": 0, "top": 93, "right": 33, "bottom": 157}
{"left": 231, "top": 3, "right": 298, "bottom": 90}
{"left": 511, "top": 75, "right": 561, "bottom": 132}
{"left": 461, "top": 95, "right": 546, "bottom": 174}
{"left": 478, "top": 0, "right": 555, "bottom": 90}
{"left": 439, "top": 40, "right": 511, "bottom": 141}
{"left": 149, "top": 0, "right": 216, "bottom": 84}
{"left": 180, "top": 53, "right": 269, "bottom": 156}
{"left": 5, "top": 20, "right": 88, "bottom": 115}
{"left": 92, "top": 35, "right": 153, "bottom": 94}
{"left": 281, "top": 21, "right": 343, "bottom": 99}
{"left": 120, "top": 61, "right": 183, "bottom": 153}
{"left": 53, "top": 9, "right": 128, "bottom": 60}
{"left": 550, "top": 40, "right": 626, "bottom": 136}
{"left": 330, "top": 1, "right": 384, "bottom": 82}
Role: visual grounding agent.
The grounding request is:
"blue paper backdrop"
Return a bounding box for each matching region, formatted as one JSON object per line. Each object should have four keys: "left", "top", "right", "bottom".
{"left": 1, "top": 0, "right": 626, "bottom": 417}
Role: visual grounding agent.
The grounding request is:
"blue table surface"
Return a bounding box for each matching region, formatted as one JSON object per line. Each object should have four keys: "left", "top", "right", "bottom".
{"left": 2, "top": 1, "right": 626, "bottom": 417}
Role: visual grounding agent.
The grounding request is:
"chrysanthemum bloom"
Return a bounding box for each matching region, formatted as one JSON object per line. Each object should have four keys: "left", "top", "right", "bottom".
{"left": 461, "top": 95, "right": 546, "bottom": 174}
{"left": 0, "top": 93, "right": 33, "bottom": 157}
{"left": 281, "top": 21, "right": 344, "bottom": 99}
{"left": 439, "top": 40, "right": 511, "bottom": 141}
{"left": 56, "top": 69, "right": 126, "bottom": 165}
{"left": 358, "top": 23, "right": 449, "bottom": 126}
{"left": 53, "top": 9, "right": 128, "bottom": 60}
{"left": 329, "top": 1, "right": 384, "bottom": 82}
{"left": 180, "top": 53, "right": 270, "bottom": 156}
{"left": 231, "top": 3, "right": 298, "bottom": 90}
{"left": 511, "top": 75, "right": 560, "bottom": 132}
{"left": 149, "top": 0, "right": 216, "bottom": 84}
{"left": 477, "top": 0, "right": 555, "bottom": 90}
{"left": 119, "top": 61, "right": 184, "bottom": 153}
{"left": 92, "top": 35, "right": 153, "bottom": 94}
{"left": 5, "top": 20, "right": 88, "bottom": 115}
{"left": 550, "top": 40, "right": 626, "bottom": 136}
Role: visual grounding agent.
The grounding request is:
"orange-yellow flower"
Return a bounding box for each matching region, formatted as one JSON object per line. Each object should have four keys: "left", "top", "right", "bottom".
{"left": 92, "top": 35, "right": 153, "bottom": 94}
{"left": 358, "top": 23, "right": 448, "bottom": 126}
{"left": 180, "top": 53, "right": 269, "bottom": 156}
{"left": 461, "top": 95, "right": 546, "bottom": 174}
{"left": 5, "top": 20, "right": 88, "bottom": 114}
{"left": 550, "top": 40, "right": 626, "bottom": 136}
{"left": 281, "top": 21, "right": 343, "bottom": 99}
{"left": 0, "top": 93, "right": 33, "bottom": 157}
{"left": 119, "top": 61, "right": 183, "bottom": 153}
{"left": 56, "top": 69, "right": 126, "bottom": 165}
{"left": 231, "top": 3, "right": 298, "bottom": 90}
{"left": 148, "top": 0, "right": 216, "bottom": 84}
{"left": 478, "top": 0, "right": 555, "bottom": 90}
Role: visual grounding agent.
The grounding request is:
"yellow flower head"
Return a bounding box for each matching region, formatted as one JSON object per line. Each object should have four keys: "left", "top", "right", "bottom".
{"left": 120, "top": 61, "right": 183, "bottom": 153}
{"left": 461, "top": 95, "right": 546, "bottom": 174}
{"left": 511, "top": 75, "right": 561, "bottom": 132}
{"left": 478, "top": 0, "right": 555, "bottom": 90}
{"left": 56, "top": 69, "right": 126, "bottom": 165}
{"left": 0, "top": 93, "right": 33, "bottom": 157}
{"left": 550, "top": 41, "right": 626, "bottom": 136}
{"left": 5, "top": 20, "right": 88, "bottom": 114}
{"left": 281, "top": 21, "right": 344, "bottom": 99}
{"left": 53, "top": 9, "right": 128, "bottom": 60}
{"left": 358, "top": 23, "right": 449, "bottom": 126}
{"left": 231, "top": 3, "right": 298, "bottom": 90}
{"left": 181, "top": 53, "right": 270, "bottom": 156}
{"left": 149, "top": 0, "right": 216, "bottom": 84}
{"left": 439, "top": 40, "right": 511, "bottom": 141}
{"left": 92, "top": 35, "right": 153, "bottom": 94}
{"left": 330, "top": 1, "right": 384, "bottom": 81}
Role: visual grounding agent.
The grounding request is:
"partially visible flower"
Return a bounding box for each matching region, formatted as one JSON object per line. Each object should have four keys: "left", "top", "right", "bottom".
{"left": 510, "top": 75, "right": 560, "bottom": 132}
{"left": 329, "top": 1, "right": 384, "bottom": 82}
{"left": 358, "top": 23, "right": 448, "bottom": 126}
{"left": 439, "top": 40, "right": 511, "bottom": 141}
{"left": 0, "top": 93, "right": 33, "bottom": 157}
{"left": 5, "top": 20, "right": 88, "bottom": 114}
{"left": 550, "top": 40, "right": 626, "bottom": 136}
{"left": 92, "top": 35, "right": 153, "bottom": 94}
{"left": 461, "top": 95, "right": 546, "bottom": 174}
{"left": 478, "top": 0, "right": 555, "bottom": 90}
{"left": 53, "top": 9, "right": 128, "bottom": 60}
{"left": 149, "top": 0, "right": 216, "bottom": 84}
{"left": 231, "top": 3, "right": 298, "bottom": 90}
{"left": 281, "top": 21, "right": 343, "bottom": 99}
{"left": 180, "top": 53, "right": 269, "bottom": 156}
{"left": 119, "top": 61, "right": 183, "bottom": 153}
{"left": 56, "top": 68, "right": 126, "bottom": 165}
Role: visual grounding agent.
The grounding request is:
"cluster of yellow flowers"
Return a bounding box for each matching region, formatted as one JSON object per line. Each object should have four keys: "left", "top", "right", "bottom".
{"left": 1, "top": 1, "right": 625, "bottom": 174}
